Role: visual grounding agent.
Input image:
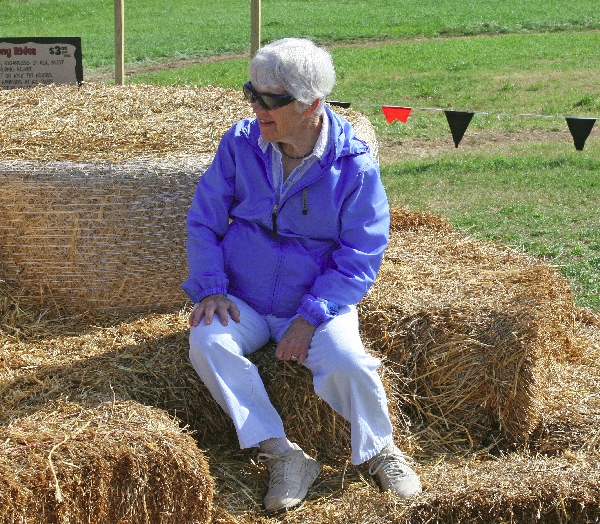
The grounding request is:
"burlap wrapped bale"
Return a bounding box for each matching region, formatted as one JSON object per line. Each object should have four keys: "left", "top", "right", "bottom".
{"left": 0, "top": 399, "right": 213, "bottom": 524}
{"left": 359, "top": 209, "right": 582, "bottom": 455}
{"left": 0, "top": 84, "right": 378, "bottom": 314}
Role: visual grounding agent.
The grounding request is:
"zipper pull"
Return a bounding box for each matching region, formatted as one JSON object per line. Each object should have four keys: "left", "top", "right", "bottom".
{"left": 271, "top": 204, "right": 278, "bottom": 237}
{"left": 302, "top": 187, "right": 308, "bottom": 215}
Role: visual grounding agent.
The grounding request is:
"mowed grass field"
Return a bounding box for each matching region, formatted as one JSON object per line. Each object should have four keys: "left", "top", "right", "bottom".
{"left": 2, "top": 0, "right": 599, "bottom": 309}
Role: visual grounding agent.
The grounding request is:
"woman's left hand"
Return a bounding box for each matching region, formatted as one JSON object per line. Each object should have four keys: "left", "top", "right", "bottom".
{"left": 276, "top": 316, "right": 316, "bottom": 365}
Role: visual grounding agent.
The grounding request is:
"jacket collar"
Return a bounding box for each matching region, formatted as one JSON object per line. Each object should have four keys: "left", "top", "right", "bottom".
{"left": 242, "top": 105, "right": 371, "bottom": 165}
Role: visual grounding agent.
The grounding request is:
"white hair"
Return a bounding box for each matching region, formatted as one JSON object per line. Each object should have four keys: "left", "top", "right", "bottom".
{"left": 249, "top": 38, "right": 336, "bottom": 115}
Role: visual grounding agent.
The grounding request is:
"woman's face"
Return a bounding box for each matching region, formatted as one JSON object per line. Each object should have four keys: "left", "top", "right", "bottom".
{"left": 250, "top": 84, "right": 308, "bottom": 145}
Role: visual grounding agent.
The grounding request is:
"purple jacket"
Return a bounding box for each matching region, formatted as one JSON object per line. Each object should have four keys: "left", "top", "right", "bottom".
{"left": 182, "top": 106, "right": 389, "bottom": 326}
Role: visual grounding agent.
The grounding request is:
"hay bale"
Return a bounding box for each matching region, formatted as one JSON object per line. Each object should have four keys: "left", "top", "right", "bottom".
{"left": 1, "top": 264, "right": 599, "bottom": 523}
{"left": 0, "top": 158, "right": 210, "bottom": 313}
{"left": 0, "top": 84, "right": 377, "bottom": 164}
{"left": 204, "top": 449, "right": 600, "bottom": 523}
{"left": 358, "top": 209, "right": 582, "bottom": 454}
{"left": 266, "top": 451, "right": 600, "bottom": 524}
{"left": 404, "top": 451, "right": 600, "bottom": 524}
{"left": 0, "top": 83, "right": 251, "bottom": 163}
{"left": 0, "top": 399, "right": 213, "bottom": 524}
{"left": 0, "top": 84, "right": 379, "bottom": 314}
{"left": 0, "top": 310, "right": 239, "bottom": 451}
{"left": 0, "top": 308, "right": 411, "bottom": 463}
{"left": 531, "top": 309, "right": 600, "bottom": 455}
{"left": 247, "top": 342, "right": 415, "bottom": 461}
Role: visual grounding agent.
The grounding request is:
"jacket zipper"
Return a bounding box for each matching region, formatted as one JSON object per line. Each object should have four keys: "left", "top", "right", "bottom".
{"left": 271, "top": 203, "right": 278, "bottom": 237}
{"left": 272, "top": 185, "right": 310, "bottom": 237}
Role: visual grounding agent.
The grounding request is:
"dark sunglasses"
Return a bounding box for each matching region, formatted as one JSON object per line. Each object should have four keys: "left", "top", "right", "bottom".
{"left": 243, "top": 81, "right": 296, "bottom": 110}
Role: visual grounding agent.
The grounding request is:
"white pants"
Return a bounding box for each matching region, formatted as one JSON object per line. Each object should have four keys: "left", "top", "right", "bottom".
{"left": 189, "top": 295, "right": 393, "bottom": 465}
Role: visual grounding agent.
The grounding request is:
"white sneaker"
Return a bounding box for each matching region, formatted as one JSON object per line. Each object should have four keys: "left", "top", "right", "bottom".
{"left": 368, "top": 442, "right": 422, "bottom": 498}
{"left": 258, "top": 449, "right": 321, "bottom": 513}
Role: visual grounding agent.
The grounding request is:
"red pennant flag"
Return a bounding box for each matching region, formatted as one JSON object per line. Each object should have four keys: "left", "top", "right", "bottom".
{"left": 382, "top": 106, "right": 412, "bottom": 124}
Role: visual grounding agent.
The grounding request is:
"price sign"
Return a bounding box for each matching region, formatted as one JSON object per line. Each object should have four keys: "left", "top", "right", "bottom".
{"left": 0, "top": 37, "right": 83, "bottom": 90}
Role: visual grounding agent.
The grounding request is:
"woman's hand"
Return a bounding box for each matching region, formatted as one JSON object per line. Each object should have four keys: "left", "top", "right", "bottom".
{"left": 276, "top": 316, "right": 316, "bottom": 365}
{"left": 189, "top": 294, "right": 241, "bottom": 327}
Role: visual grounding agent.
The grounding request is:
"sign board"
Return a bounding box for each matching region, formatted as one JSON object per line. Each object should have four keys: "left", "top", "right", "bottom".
{"left": 1, "top": 37, "right": 83, "bottom": 90}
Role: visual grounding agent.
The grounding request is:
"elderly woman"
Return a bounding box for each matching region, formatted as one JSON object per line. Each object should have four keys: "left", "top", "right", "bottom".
{"left": 182, "top": 38, "right": 421, "bottom": 513}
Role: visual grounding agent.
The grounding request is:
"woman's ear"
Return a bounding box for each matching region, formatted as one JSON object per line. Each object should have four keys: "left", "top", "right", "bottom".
{"left": 303, "top": 98, "right": 321, "bottom": 118}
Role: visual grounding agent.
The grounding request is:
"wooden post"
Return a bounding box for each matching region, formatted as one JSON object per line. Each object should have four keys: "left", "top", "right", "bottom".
{"left": 250, "top": 0, "right": 261, "bottom": 58}
{"left": 114, "top": 0, "right": 125, "bottom": 85}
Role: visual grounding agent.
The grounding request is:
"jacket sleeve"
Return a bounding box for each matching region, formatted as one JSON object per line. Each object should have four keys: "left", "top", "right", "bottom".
{"left": 181, "top": 129, "right": 237, "bottom": 304}
{"left": 297, "top": 157, "right": 390, "bottom": 326}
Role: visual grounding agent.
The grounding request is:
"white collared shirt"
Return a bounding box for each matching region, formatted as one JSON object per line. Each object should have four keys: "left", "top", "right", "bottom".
{"left": 258, "top": 112, "right": 330, "bottom": 200}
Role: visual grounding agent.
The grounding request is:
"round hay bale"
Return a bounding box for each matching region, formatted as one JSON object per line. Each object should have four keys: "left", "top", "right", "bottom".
{"left": 0, "top": 84, "right": 379, "bottom": 314}
{"left": 0, "top": 400, "right": 213, "bottom": 524}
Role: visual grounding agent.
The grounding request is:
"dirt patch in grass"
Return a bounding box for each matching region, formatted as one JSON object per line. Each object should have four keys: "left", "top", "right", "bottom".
{"left": 377, "top": 128, "right": 575, "bottom": 165}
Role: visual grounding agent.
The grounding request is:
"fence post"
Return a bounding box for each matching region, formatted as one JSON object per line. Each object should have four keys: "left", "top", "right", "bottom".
{"left": 250, "top": 0, "right": 261, "bottom": 57}
{"left": 114, "top": 0, "right": 125, "bottom": 85}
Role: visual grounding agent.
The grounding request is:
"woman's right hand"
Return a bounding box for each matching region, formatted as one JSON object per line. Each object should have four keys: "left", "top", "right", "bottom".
{"left": 189, "top": 294, "right": 241, "bottom": 327}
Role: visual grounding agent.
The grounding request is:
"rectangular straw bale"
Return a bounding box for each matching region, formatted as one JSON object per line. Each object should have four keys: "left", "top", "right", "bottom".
{"left": 0, "top": 84, "right": 376, "bottom": 164}
{"left": 0, "top": 297, "right": 412, "bottom": 465}
{"left": 0, "top": 311, "right": 240, "bottom": 451}
{"left": 359, "top": 209, "right": 581, "bottom": 455}
{"left": 207, "top": 450, "right": 600, "bottom": 523}
{"left": 248, "top": 343, "right": 351, "bottom": 460}
{"left": 0, "top": 399, "right": 213, "bottom": 524}
{"left": 0, "top": 84, "right": 252, "bottom": 163}
{"left": 0, "top": 158, "right": 211, "bottom": 313}
{"left": 530, "top": 310, "right": 600, "bottom": 454}
{"left": 300, "top": 452, "right": 600, "bottom": 524}
{"left": 0, "top": 85, "right": 379, "bottom": 316}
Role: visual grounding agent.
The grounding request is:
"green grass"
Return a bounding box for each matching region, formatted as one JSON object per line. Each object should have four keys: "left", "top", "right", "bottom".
{"left": 2, "top": 0, "right": 600, "bottom": 72}
{"left": 382, "top": 152, "right": 600, "bottom": 309}
{"left": 130, "top": 31, "right": 600, "bottom": 140}
{"left": 3, "top": 0, "right": 599, "bottom": 309}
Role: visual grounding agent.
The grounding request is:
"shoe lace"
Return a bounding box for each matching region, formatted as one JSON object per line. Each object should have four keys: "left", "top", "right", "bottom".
{"left": 257, "top": 452, "right": 287, "bottom": 485}
{"left": 368, "top": 447, "right": 413, "bottom": 479}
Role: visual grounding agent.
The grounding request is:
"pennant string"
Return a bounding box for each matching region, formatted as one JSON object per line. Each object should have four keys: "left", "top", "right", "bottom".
{"left": 348, "top": 102, "right": 598, "bottom": 151}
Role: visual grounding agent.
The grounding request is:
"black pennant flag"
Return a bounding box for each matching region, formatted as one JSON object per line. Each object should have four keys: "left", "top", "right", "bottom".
{"left": 444, "top": 111, "right": 475, "bottom": 148}
{"left": 326, "top": 100, "right": 351, "bottom": 108}
{"left": 566, "top": 117, "right": 596, "bottom": 151}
